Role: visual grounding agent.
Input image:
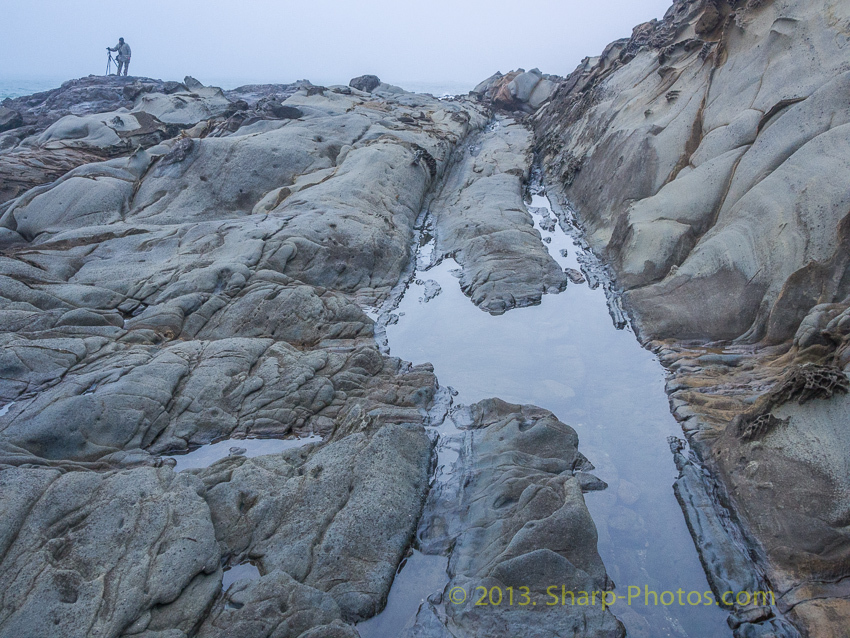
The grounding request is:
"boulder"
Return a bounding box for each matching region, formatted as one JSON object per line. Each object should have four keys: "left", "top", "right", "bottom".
{"left": 348, "top": 74, "right": 381, "bottom": 93}
{"left": 507, "top": 68, "right": 542, "bottom": 103}
{"left": 0, "top": 107, "right": 22, "bottom": 133}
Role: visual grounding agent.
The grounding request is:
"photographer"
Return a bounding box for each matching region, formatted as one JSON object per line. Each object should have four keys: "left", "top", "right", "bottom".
{"left": 107, "top": 38, "right": 132, "bottom": 76}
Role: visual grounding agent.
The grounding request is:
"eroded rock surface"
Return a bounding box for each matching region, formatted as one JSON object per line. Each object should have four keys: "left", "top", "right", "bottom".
{"left": 536, "top": 0, "right": 850, "bottom": 345}
{"left": 429, "top": 115, "right": 566, "bottom": 314}
{"left": 531, "top": 0, "right": 850, "bottom": 634}
{"left": 0, "top": 75, "right": 233, "bottom": 205}
{"left": 196, "top": 422, "right": 432, "bottom": 623}
{"left": 406, "top": 399, "right": 624, "bottom": 638}
{"left": 0, "top": 466, "right": 221, "bottom": 638}
{"left": 0, "top": 72, "right": 616, "bottom": 638}
{"left": 0, "top": 79, "right": 483, "bottom": 637}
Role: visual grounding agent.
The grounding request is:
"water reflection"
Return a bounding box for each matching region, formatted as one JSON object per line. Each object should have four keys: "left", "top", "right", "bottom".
{"left": 222, "top": 561, "right": 262, "bottom": 591}
{"left": 357, "top": 551, "right": 449, "bottom": 637}
{"left": 165, "top": 435, "right": 321, "bottom": 472}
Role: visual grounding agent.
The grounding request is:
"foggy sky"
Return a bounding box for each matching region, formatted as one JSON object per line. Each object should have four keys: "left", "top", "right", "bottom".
{"left": 1, "top": 0, "right": 673, "bottom": 90}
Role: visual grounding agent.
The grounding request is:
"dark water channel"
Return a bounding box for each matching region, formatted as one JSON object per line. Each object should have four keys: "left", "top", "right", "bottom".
{"left": 358, "top": 190, "right": 730, "bottom": 637}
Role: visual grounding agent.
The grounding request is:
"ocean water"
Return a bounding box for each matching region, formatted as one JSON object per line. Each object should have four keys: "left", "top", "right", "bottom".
{"left": 0, "top": 78, "right": 66, "bottom": 101}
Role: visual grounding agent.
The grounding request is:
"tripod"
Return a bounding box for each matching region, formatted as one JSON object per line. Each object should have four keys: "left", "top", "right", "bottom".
{"left": 106, "top": 50, "right": 115, "bottom": 75}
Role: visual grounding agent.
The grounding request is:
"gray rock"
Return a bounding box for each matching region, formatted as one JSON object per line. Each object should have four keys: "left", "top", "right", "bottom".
{"left": 1, "top": 75, "right": 175, "bottom": 131}
{"left": 668, "top": 439, "right": 763, "bottom": 609}
{"left": 470, "top": 72, "right": 503, "bottom": 96}
{"left": 349, "top": 75, "right": 382, "bottom": 93}
{"left": 197, "top": 569, "right": 359, "bottom": 638}
{"left": 223, "top": 82, "right": 302, "bottom": 106}
{"left": 536, "top": 0, "right": 850, "bottom": 345}
{"left": 409, "top": 398, "right": 624, "bottom": 637}
{"left": 0, "top": 466, "right": 221, "bottom": 638}
{"left": 416, "top": 279, "right": 442, "bottom": 303}
{"left": 197, "top": 423, "right": 433, "bottom": 622}
{"left": 527, "top": 79, "right": 556, "bottom": 109}
{"left": 0, "top": 74, "right": 617, "bottom": 638}
{"left": 565, "top": 268, "right": 586, "bottom": 284}
{"left": 0, "top": 107, "right": 22, "bottom": 133}
{"left": 533, "top": 4, "right": 850, "bottom": 633}
{"left": 0, "top": 76, "right": 242, "bottom": 205}
{"left": 507, "top": 69, "right": 542, "bottom": 103}
{"left": 430, "top": 115, "right": 566, "bottom": 314}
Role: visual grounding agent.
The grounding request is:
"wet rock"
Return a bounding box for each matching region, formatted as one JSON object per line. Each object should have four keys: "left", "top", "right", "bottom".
{"left": 565, "top": 268, "right": 586, "bottom": 284}
{"left": 0, "top": 90, "right": 481, "bottom": 458}
{"left": 535, "top": 0, "right": 850, "bottom": 345}
{"left": 416, "top": 279, "right": 442, "bottom": 303}
{"left": 531, "top": 205, "right": 556, "bottom": 232}
{"left": 669, "top": 438, "right": 763, "bottom": 609}
{"left": 430, "top": 115, "right": 566, "bottom": 314}
{"left": 575, "top": 470, "right": 608, "bottom": 492}
{"left": 0, "top": 337, "right": 440, "bottom": 462}
{"left": 409, "top": 399, "right": 623, "bottom": 637}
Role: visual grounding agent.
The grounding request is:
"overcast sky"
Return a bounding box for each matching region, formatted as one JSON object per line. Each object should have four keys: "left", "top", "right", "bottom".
{"left": 1, "top": 0, "right": 673, "bottom": 91}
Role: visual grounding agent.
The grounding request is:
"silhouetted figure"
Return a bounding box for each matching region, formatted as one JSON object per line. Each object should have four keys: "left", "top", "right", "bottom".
{"left": 107, "top": 38, "right": 132, "bottom": 76}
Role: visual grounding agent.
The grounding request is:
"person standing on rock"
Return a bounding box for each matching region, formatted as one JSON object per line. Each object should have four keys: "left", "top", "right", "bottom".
{"left": 107, "top": 38, "right": 132, "bottom": 76}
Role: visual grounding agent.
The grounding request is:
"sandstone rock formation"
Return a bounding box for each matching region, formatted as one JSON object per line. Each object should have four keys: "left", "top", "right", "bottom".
{"left": 536, "top": 0, "right": 850, "bottom": 345}
{"left": 471, "top": 69, "right": 558, "bottom": 113}
{"left": 407, "top": 399, "right": 624, "bottom": 638}
{"left": 428, "top": 115, "right": 566, "bottom": 314}
{"left": 0, "top": 74, "right": 614, "bottom": 638}
{"left": 533, "top": 0, "right": 850, "bottom": 634}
